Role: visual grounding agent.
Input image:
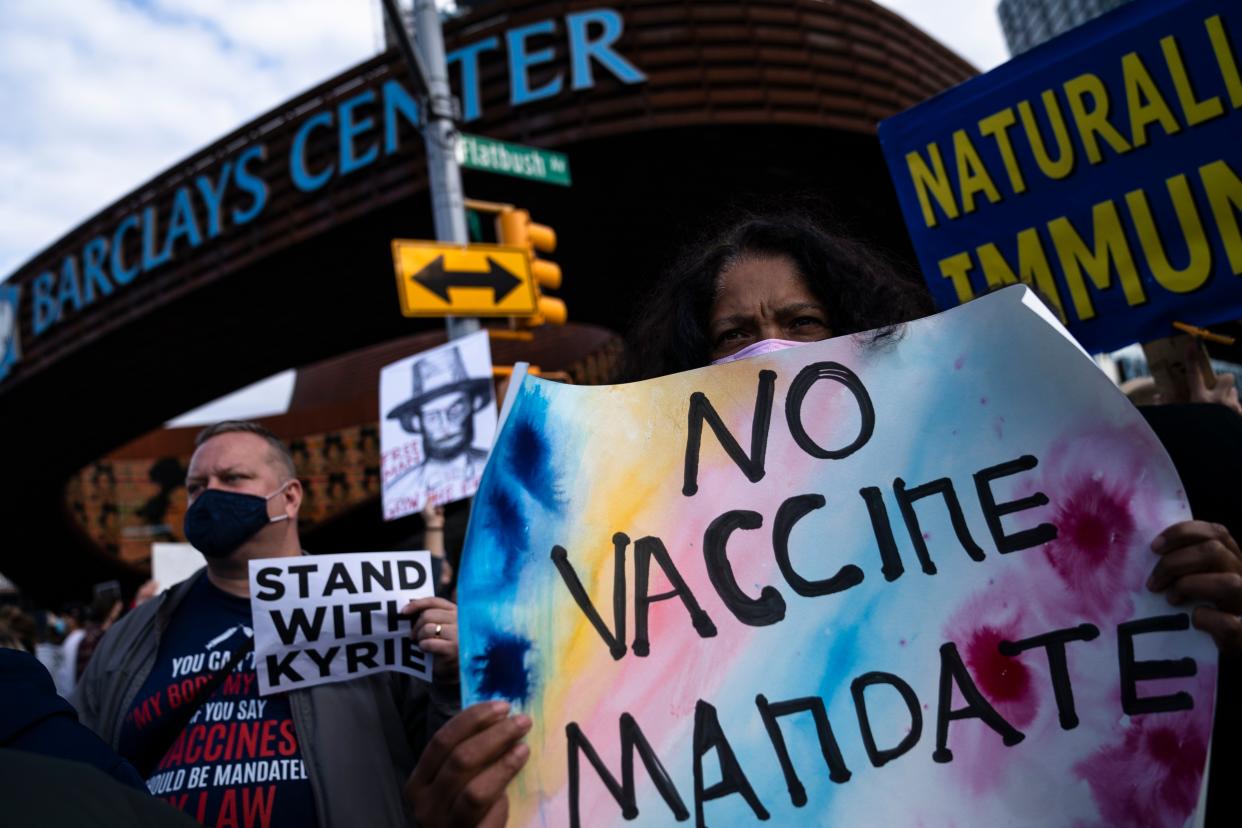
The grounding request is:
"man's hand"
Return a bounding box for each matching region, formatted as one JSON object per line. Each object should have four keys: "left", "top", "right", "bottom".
{"left": 402, "top": 596, "right": 458, "bottom": 678}
{"left": 1149, "top": 520, "right": 1242, "bottom": 655}
{"left": 405, "top": 701, "right": 532, "bottom": 827}
{"left": 1185, "top": 346, "right": 1242, "bottom": 415}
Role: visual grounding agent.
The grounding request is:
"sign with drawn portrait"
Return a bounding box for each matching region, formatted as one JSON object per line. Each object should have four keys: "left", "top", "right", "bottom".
{"left": 379, "top": 330, "right": 497, "bottom": 520}
{"left": 458, "top": 288, "right": 1216, "bottom": 827}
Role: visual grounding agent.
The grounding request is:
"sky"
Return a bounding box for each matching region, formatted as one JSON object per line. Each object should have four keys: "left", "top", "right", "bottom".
{"left": 0, "top": 0, "right": 1010, "bottom": 282}
{"left": 0, "top": 0, "right": 1009, "bottom": 424}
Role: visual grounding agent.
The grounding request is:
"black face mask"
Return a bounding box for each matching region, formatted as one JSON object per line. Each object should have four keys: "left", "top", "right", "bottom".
{"left": 183, "top": 483, "right": 290, "bottom": 559}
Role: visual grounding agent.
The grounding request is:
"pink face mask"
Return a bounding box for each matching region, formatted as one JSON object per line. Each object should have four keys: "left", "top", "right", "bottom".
{"left": 711, "top": 338, "right": 805, "bottom": 365}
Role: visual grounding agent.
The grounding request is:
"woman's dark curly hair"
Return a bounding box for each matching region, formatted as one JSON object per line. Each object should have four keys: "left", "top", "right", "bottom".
{"left": 622, "top": 209, "right": 934, "bottom": 380}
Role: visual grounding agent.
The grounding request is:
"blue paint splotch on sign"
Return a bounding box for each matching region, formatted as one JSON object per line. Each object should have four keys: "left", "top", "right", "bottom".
{"left": 499, "top": 392, "right": 563, "bottom": 510}
{"left": 879, "top": 0, "right": 1242, "bottom": 354}
{"left": 472, "top": 631, "right": 535, "bottom": 704}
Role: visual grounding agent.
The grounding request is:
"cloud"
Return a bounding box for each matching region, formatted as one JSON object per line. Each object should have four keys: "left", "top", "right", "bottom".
{"left": 875, "top": 0, "right": 1011, "bottom": 71}
{"left": 0, "top": 0, "right": 377, "bottom": 277}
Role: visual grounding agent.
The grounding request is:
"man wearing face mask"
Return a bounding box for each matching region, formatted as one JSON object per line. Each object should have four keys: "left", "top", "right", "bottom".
{"left": 73, "top": 421, "right": 532, "bottom": 827}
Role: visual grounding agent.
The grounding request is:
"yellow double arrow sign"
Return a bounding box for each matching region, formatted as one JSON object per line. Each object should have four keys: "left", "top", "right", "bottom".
{"left": 391, "top": 241, "right": 537, "bottom": 317}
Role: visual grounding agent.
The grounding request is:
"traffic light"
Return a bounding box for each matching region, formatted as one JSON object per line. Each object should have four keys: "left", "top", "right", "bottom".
{"left": 496, "top": 207, "right": 567, "bottom": 326}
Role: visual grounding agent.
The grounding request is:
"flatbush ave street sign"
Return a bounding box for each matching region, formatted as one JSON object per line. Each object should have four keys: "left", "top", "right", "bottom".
{"left": 391, "top": 241, "right": 538, "bottom": 317}
{"left": 457, "top": 133, "right": 572, "bottom": 187}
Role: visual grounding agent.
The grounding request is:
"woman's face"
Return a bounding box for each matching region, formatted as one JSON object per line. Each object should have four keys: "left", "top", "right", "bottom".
{"left": 708, "top": 253, "right": 832, "bottom": 362}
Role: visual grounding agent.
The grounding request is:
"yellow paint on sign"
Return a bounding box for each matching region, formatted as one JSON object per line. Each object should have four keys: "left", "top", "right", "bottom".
{"left": 391, "top": 241, "right": 538, "bottom": 317}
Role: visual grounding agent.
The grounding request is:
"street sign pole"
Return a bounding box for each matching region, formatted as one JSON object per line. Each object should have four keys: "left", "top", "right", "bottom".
{"left": 413, "top": 0, "right": 477, "bottom": 341}
{"left": 383, "top": 0, "right": 479, "bottom": 342}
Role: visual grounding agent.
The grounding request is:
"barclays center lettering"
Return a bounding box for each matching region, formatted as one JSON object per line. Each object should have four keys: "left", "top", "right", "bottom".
{"left": 21, "top": 8, "right": 645, "bottom": 343}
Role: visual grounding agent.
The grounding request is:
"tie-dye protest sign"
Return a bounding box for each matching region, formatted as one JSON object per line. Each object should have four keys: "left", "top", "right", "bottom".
{"left": 459, "top": 287, "right": 1216, "bottom": 827}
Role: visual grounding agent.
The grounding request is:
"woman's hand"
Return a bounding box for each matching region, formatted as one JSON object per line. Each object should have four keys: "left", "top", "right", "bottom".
{"left": 1148, "top": 520, "right": 1242, "bottom": 655}
{"left": 1184, "top": 344, "right": 1242, "bottom": 415}
{"left": 402, "top": 596, "right": 459, "bottom": 679}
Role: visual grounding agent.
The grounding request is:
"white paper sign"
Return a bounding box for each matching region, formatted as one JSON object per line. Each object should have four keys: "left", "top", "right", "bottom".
{"left": 379, "top": 329, "right": 498, "bottom": 520}
{"left": 249, "top": 551, "right": 435, "bottom": 695}
{"left": 151, "top": 542, "right": 205, "bottom": 592}
{"left": 460, "top": 288, "right": 1218, "bottom": 828}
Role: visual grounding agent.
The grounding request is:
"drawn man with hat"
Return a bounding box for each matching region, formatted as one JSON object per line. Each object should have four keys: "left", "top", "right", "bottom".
{"left": 384, "top": 344, "right": 494, "bottom": 512}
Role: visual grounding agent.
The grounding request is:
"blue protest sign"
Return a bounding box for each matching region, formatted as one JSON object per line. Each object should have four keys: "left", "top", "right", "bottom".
{"left": 879, "top": 0, "right": 1242, "bottom": 354}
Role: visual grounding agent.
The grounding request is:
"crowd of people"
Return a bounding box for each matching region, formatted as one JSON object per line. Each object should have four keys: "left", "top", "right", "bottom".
{"left": 2, "top": 209, "right": 1240, "bottom": 826}
{"left": 1, "top": 590, "right": 132, "bottom": 699}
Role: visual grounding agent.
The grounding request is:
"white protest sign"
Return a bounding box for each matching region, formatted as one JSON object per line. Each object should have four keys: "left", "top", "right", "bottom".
{"left": 249, "top": 551, "right": 435, "bottom": 695}
{"left": 459, "top": 287, "right": 1218, "bottom": 828}
{"left": 151, "top": 542, "right": 205, "bottom": 592}
{"left": 380, "top": 329, "right": 498, "bottom": 520}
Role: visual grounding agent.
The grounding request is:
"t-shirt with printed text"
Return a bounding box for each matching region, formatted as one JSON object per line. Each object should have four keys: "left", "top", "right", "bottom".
{"left": 117, "top": 575, "right": 316, "bottom": 828}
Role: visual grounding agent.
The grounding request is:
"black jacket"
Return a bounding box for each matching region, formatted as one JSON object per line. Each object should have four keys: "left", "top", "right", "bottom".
{"left": 0, "top": 646, "right": 147, "bottom": 790}
{"left": 1140, "top": 403, "right": 1241, "bottom": 828}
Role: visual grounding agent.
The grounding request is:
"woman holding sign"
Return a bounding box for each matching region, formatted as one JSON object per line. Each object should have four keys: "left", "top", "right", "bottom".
{"left": 440, "top": 208, "right": 1240, "bottom": 827}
